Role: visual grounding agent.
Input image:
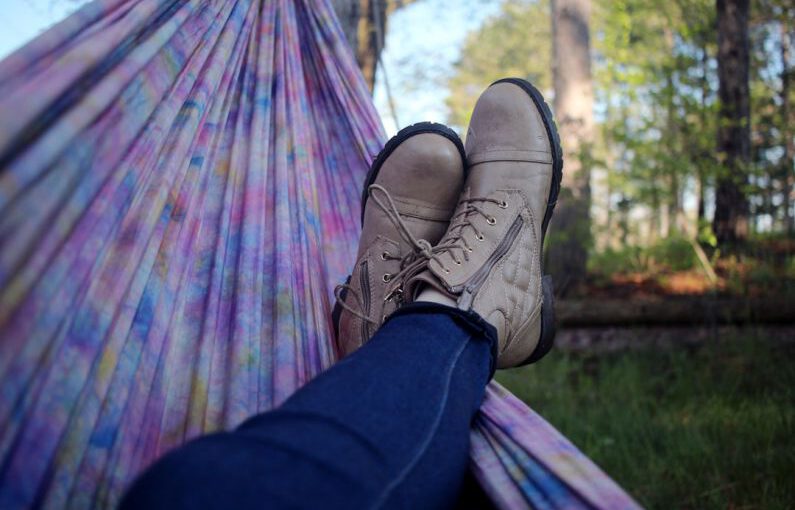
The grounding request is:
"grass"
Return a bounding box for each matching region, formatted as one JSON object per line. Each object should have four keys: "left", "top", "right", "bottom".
{"left": 496, "top": 333, "right": 795, "bottom": 509}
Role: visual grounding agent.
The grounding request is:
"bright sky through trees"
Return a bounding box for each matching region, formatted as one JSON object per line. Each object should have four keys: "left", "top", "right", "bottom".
{"left": 372, "top": 0, "right": 500, "bottom": 136}
{"left": 0, "top": 1, "right": 91, "bottom": 59}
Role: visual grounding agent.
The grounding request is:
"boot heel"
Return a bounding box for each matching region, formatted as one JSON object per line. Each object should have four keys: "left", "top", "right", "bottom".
{"left": 521, "top": 275, "right": 556, "bottom": 365}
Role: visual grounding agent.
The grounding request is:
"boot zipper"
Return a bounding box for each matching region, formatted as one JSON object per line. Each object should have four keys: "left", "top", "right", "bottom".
{"left": 458, "top": 215, "right": 524, "bottom": 310}
{"left": 359, "top": 260, "right": 371, "bottom": 340}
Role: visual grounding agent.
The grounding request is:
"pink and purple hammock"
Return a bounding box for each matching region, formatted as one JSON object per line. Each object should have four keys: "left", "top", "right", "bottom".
{"left": 0, "top": 1, "right": 640, "bottom": 508}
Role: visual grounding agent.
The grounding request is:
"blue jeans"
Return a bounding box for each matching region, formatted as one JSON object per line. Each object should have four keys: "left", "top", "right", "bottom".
{"left": 121, "top": 303, "right": 497, "bottom": 509}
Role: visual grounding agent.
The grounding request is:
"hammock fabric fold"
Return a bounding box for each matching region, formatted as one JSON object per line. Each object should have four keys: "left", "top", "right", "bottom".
{"left": 0, "top": 1, "right": 639, "bottom": 508}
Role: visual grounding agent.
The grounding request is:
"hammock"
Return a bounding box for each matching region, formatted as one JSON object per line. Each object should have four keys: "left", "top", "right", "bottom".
{"left": 0, "top": 1, "right": 640, "bottom": 508}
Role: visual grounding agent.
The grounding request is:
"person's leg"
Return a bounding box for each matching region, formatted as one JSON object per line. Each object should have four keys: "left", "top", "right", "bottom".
{"left": 120, "top": 302, "right": 496, "bottom": 510}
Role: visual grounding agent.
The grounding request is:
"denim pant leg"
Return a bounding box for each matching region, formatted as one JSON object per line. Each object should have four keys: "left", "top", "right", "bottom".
{"left": 120, "top": 302, "right": 497, "bottom": 509}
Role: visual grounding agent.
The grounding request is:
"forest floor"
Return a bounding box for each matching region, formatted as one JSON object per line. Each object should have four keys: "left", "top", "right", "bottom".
{"left": 498, "top": 332, "right": 794, "bottom": 510}
{"left": 583, "top": 236, "right": 795, "bottom": 300}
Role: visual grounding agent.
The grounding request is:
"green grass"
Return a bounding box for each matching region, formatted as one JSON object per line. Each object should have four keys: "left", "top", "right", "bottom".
{"left": 497, "top": 334, "right": 795, "bottom": 509}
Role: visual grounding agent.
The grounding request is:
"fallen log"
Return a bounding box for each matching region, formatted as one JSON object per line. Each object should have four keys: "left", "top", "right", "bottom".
{"left": 555, "top": 325, "right": 795, "bottom": 352}
{"left": 556, "top": 297, "right": 795, "bottom": 328}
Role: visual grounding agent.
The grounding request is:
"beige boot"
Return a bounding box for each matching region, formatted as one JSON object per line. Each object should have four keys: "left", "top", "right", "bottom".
{"left": 333, "top": 122, "right": 467, "bottom": 358}
{"left": 403, "top": 79, "right": 562, "bottom": 368}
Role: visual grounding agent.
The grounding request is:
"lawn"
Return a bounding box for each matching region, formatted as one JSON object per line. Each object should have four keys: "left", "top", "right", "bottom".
{"left": 497, "top": 331, "right": 795, "bottom": 509}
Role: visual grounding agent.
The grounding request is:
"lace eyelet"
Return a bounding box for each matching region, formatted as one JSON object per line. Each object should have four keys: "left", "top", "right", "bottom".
{"left": 487, "top": 217, "right": 496, "bottom": 225}
{"left": 381, "top": 251, "right": 390, "bottom": 260}
{"left": 499, "top": 200, "right": 508, "bottom": 209}
{"left": 382, "top": 273, "right": 392, "bottom": 283}
{"left": 454, "top": 260, "right": 462, "bottom": 265}
{"left": 443, "top": 268, "right": 451, "bottom": 274}
{"left": 467, "top": 247, "right": 473, "bottom": 253}
{"left": 476, "top": 234, "right": 485, "bottom": 241}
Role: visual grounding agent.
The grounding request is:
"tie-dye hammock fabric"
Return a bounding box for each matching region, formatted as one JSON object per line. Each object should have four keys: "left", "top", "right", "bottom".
{"left": 0, "top": 1, "right": 640, "bottom": 508}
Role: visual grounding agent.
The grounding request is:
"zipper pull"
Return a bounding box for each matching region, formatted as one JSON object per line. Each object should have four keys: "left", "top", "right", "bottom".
{"left": 458, "top": 286, "right": 475, "bottom": 310}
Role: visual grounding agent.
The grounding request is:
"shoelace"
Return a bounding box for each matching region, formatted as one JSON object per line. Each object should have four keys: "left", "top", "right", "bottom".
{"left": 427, "top": 196, "right": 506, "bottom": 271}
{"left": 382, "top": 195, "right": 507, "bottom": 297}
{"left": 333, "top": 184, "right": 436, "bottom": 324}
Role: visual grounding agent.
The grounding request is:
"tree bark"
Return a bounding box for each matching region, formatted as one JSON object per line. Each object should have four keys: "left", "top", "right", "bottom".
{"left": 330, "top": 0, "right": 361, "bottom": 53}
{"left": 548, "top": 0, "right": 594, "bottom": 296}
{"left": 713, "top": 0, "right": 751, "bottom": 245}
{"left": 697, "top": 41, "right": 710, "bottom": 223}
{"left": 331, "top": 0, "right": 413, "bottom": 92}
{"left": 781, "top": 21, "right": 794, "bottom": 234}
{"left": 330, "top": 0, "right": 384, "bottom": 91}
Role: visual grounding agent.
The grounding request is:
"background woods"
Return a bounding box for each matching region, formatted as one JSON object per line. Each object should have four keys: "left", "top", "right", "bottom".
{"left": 338, "top": 0, "right": 793, "bottom": 299}
{"left": 333, "top": 1, "right": 794, "bottom": 507}
{"left": 2, "top": 1, "right": 791, "bottom": 508}
{"left": 331, "top": 0, "right": 416, "bottom": 90}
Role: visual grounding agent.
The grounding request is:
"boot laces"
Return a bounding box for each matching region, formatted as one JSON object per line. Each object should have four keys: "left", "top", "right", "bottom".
{"left": 334, "top": 184, "right": 436, "bottom": 321}
{"left": 429, "top": 196, "right": 504, "bottom": 272}
{"left": 333, "top": 284, "right": 378, "bottom": 325}
{"left": 383, "top": 195, "right": 505, "bottom": 297}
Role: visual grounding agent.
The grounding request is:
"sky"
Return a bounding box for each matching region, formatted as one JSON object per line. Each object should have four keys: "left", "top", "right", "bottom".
{"left": 0, "top": 0, "right": 91, "bottom": 59}
{"left": 372, "top": 0, "right": 500, "bottom": 136}
{"left": 0, "top": 0, "right": 498, "bottom": 138}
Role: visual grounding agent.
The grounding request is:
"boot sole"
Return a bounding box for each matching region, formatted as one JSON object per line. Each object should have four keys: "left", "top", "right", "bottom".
{"left": 333, "top": 123, "right": 466, "bottom": 345}
{"left": 492, "top": 78, "right": 563, "bottom": 366}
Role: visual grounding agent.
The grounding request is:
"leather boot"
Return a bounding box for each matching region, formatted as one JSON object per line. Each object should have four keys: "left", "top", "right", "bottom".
{"left": 402, "top": 79, "right": 563, "bottom": 368}
{"left": 334, "top": 122, "right": 466, "bottom": 357}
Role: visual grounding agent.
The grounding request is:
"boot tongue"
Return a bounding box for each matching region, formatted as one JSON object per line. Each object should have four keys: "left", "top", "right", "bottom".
{"left": 405, "top": 270, "right": 457, "bottom": 303}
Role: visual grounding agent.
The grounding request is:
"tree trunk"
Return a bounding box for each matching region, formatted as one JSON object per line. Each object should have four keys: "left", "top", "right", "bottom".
{"left": 330, "top": 0, "right": 361, "bottom": 54}
{"left": 697, "top": 42, "right": 709, "bottom": 224}
{"left": 713, "top": 0, "right": 750, "bottom": 245}
{"left": 548, "top": 0, "right": 593, "bottom": 296}
{"left": 781, "top": 21, "right": 794, "bottom": 234}
{"left": 331, "top": 0, "right": 415, "bottom": 92}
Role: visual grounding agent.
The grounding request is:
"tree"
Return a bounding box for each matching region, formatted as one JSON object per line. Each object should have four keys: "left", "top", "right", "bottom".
{"left": 782, "top": 19, "right": 794, "bottom": 234}
{"left": 594, "top": 0, "right": 719, "bottom": 244}
{"left": 749, "top": 0, "right": 794, "bottom": 233}
{"left": 331, "top": 0, "right": 415, "bottom": 91}
{"left": 446, "top": 0, "right": 551, "bottom": 131}
{"left": 713, "top": 0, "right": 751, "bottom": 244}
{"left": 547, "top": 0, "right": 594, "bottom": 295}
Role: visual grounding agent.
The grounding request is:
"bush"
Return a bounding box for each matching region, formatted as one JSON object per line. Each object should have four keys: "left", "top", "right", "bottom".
{"left": 588, "top": 245, "right": 649, "bottom": 277}
{"left": 648, "top": 236, "right": 698, "bottom": 272}
{"left": 589, "top": 236, "right": 698, "bottom": 278}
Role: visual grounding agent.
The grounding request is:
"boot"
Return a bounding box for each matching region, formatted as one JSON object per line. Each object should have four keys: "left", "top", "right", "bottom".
{"left": 402, "top": 79, "right": 563, "bottom": 368}
{"left": 333, "top": 122, "right": 467, "bottom": 357}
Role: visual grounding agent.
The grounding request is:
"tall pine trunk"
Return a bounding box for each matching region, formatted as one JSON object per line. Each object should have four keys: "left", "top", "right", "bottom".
{"left": 713, "top": 0, "right": 750, "bottom": 244}
{"left": 781, "top": 21, "right": 794, "bottom": 234}
{"left": 548, "top": 0, "right": 593, "bottom": 296}
{"left": 698, "top": 41, "right": 710, "bottom": 224}
{"left": 332, "top": 0, "right": 410, "bottom": 91}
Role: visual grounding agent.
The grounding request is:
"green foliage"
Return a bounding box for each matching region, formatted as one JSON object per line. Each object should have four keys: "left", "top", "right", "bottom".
{"left": 648, "top": 236, "right": 698, "bottom": 271}
{"left": 497, "top": 335, "right": 795, "bottom": 509}
{"left": 697, "top": 221, "right": 718, "bottom": 248}
{"left": 747, "top": 1, "right": 795, "bottom": 230}
{"left": 594, "top": 0, "right": 719, "bottom": 238}
{"left": 445, "top": 0, "right": 793, "bottom": 253}
{"left": 446, "top": 0, "right": 551, "bottom": 130}
{"left": 721, "top": 248, "right": 795, "bottom": 297}
{"left": 588, "top": 236, "right": 698, "bottom": 277}
{"left": 588, "top": 245, "right": 649, "bottom": 276}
